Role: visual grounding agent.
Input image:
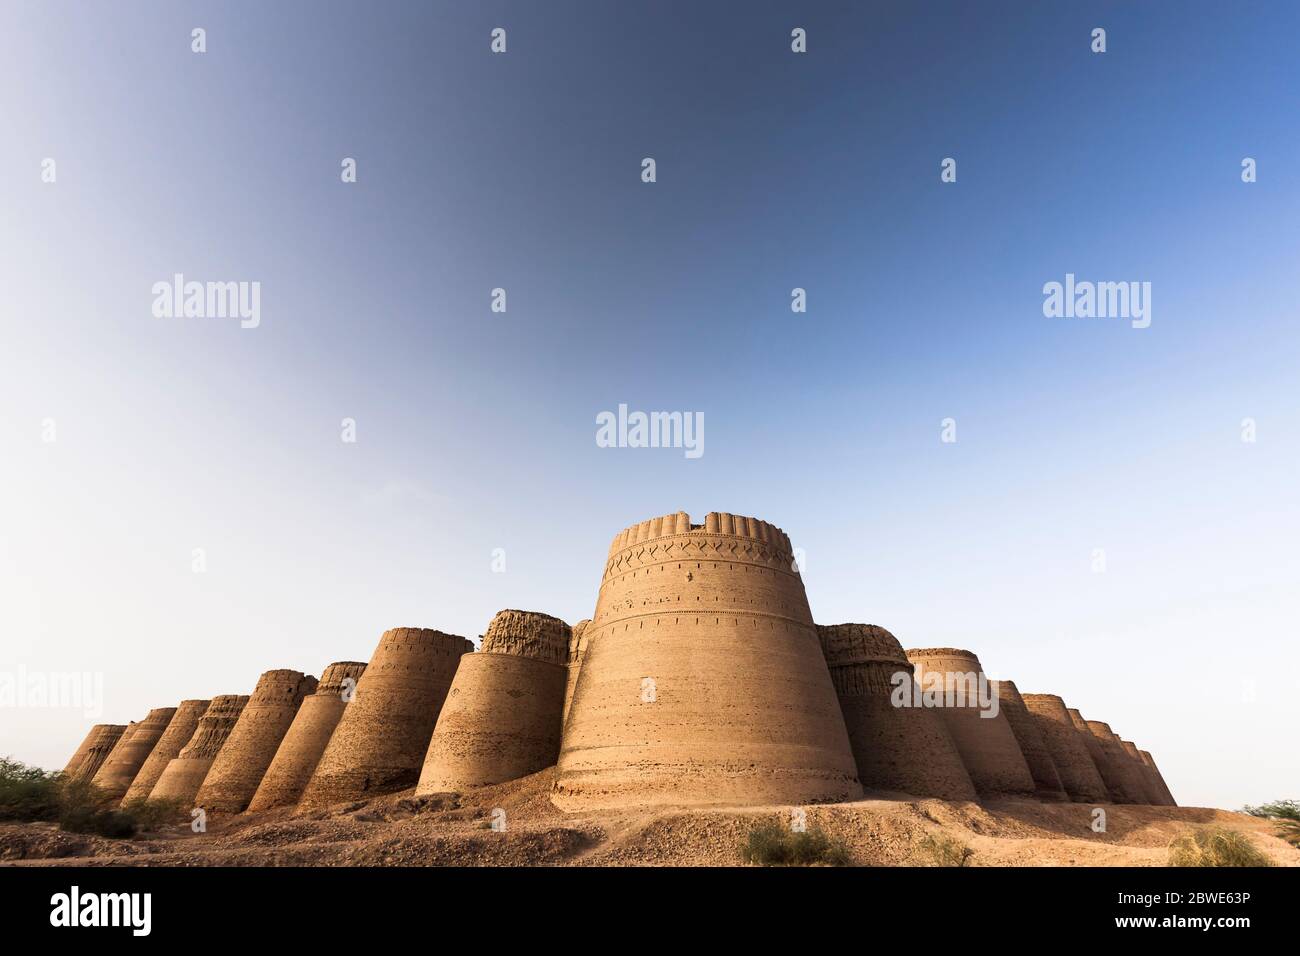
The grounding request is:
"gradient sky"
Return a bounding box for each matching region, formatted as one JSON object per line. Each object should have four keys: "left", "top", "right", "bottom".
{"left": 2, "top": 1, "right": 1297, "bottom": 810}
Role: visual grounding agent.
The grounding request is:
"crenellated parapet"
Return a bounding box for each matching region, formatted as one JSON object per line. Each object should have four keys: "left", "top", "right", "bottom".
{"left": 481, "top": 610, "right": 571, "bottom": 666}
{"left": 817, "top": 623, "right": 909, "bottom": 669}
{"left": 178, "top": 696, "right": 249, "bottom": 760}
{"left": 603, "top": 512, "right": 795, "bottom": 581}
{"left": 316, "top": 661, "right": 367, "bottom": 698}
{"left": 417, "top": 609, "right": 571, "bottom": 795}
{"left": 556, "top": 511, "right": 861, "bottom": 810}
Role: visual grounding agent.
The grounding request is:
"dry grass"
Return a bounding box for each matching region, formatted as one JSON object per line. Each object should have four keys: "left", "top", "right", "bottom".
{"left": 1168, "top": 826, "right": 1272, "bottom": 867}
{"left": 914, "top": 832, "right": 974, "bottom": 867}
{"left": 739, "top": 821, "right": 852, "bottom": 866}
{"left": 1243, "top": 799, "right": 1300, "bottom": 849}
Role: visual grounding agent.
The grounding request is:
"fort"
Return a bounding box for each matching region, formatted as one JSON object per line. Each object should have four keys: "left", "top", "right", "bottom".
{"left": 57, "top": 509, "right": 1178, "bottom": 822}
{"left": 817, "top": 623, "right": 976, "bottom": 801}
{"left": 417, "top": 610, "right": 569, "bottom": 794}
{"left": 123, "top": 700, "right": 210, "bottom": 804}
{"left": 993, "top": 681, "right": 1067, "bottom": 801}
{"left": 297, "top": 628, "right": 472, "bottom": 811}
{"left": 1067, "top": 709, "right": 1146, "bottom": 804}
{"left": 195, "top": 670, "right": 317, "bottom": 812}
{"left": 1020, "top": 693, "right": 1110, "bottom": 803}
{"left": 91, "top": 706, "right": 177, "bottom": 803}
{"left": 554, "top": 512, "right": 861, "bottom": 810}
{"left": 147, "top": 695, "right": 249, "bottom": 805}
{"left": 247, "top": 663, "right": 367, "bottom": 812}
{"left": 62, "top": 724, "right": 126, "bottom": 781}
{"left": 904, "top": 649, "right": 1035, "bottom": 796}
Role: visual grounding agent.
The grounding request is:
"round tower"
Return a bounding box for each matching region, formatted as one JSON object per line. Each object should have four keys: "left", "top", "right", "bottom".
{"left": 903, "top": 649, "right": 1036, "bottom": 796}
{"left": 418, "top": 610, "right": 570, "bottom": 794}
{"left": 1138, "top": 749, "right": 1177, "bottom": 806}
{"left": 95, "top": 708, "right": 180, "bottom": 803}
{"left": 148, "top": 695, "right": 249, "bottom": 804}
{"left": 195, "top": 670, "right": 316, "bottom": 812}
{"left": 1118, "top": 736, "right": 1167, "bottom": 806}
{"left": 297, "top": 628, "right": 473, "bottom": 811}
{"left": 89, "top": 720, "right": 140, "bottom": 789}
{"left": 61, "top": 726, "right": 100, "bottom": 778}
{"left": 554, "top": 511, "right": 862, "bottom": 810}
{"left": 817, "top": 623, "right": 976, "bottom": 801}
{"left": 560, "top": 619, "right": 592, "bottom": 726}
{"left": 246, "top": 662, "right": 367, "bottom": 812}
{"left": 1064, "top": 709, "right": 1140, "bottom": 803}
{"left": 991, "top": 681, "right": 1067, "bottom": 801}
{"left": 1019, "top": 694, "right": 1109, "bottom": 803}
{"left": 62, "top": 724, "right": 126, "bottom": 781}
{"left": 122, "top": 700, "right": 210, "bottom": 804}
{"left": 1083, "top": 718, "right": 1156, "bottom": 805}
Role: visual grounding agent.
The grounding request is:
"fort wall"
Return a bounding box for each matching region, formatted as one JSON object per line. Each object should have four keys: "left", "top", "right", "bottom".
{"left": 554, "top": 512, "right": 862, "bottom": 810}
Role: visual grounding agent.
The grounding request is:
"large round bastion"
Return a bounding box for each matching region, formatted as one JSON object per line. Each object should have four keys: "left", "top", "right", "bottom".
{"left": 1019, "top": 693, "right": 1109, "bottom": 803}
{"left": 1066, "top": 709, "right": 1144, "bottom": 804}
{"left": 195, "top": 670, "right": 317, "bottom": 812}
{"left": 91, "top": 706, "right": 178, "bottom": 803}
{"left": 903, "top": 648, "right": 1036, "bottom": 796}
{"left": 247, "top": 662, "right": 367, "bottom": 812}
{"left": 297, "top": 628, "right": 473, "bottom": 811}
{"left": 992, "top": 680, "right": 1067, "bottom": 801}
{"left": 816, "top": 623, "right": 976, "bottom": 801}
{"left": 122, "top": 701, "right": 210, "bottom": 804}
{"left": 1084, "top": 719, "right": 1158, "bottom": 805}
{"left": 148, "top": 695, "right": 249, "bottom": 804}
{"left": 1119, "top": 737, "right": 1169, "bottom": 806}
{"left": 553, "top": 511, "right": 863, "bottom": 810}
{"left": 62, "top": 724, "right": 127, "bottom": 781}
{"left": 418, "top": 610, "right": 570, "bottom": 794}
{"left": 1138, "top": 749, "right": 1177, "bottom": 806}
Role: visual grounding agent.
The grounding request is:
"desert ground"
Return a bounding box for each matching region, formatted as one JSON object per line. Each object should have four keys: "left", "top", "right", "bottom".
{"left": 1, "top": 768, "right": 1292, "bottom": 867}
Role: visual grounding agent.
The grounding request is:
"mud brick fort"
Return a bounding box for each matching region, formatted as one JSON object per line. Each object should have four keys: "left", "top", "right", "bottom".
{"left": 60, "top": 512, "right": 1176, "bottom": 814}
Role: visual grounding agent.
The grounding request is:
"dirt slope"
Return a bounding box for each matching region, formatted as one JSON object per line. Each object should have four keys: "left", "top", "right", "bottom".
{"left": 2, "top": 769, "right": 1293, "bottom": 867}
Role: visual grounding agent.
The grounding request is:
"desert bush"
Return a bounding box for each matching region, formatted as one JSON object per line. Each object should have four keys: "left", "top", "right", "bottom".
{"left": 1168, "top": 827, "right": 1272, "bottom": 867}
{"left": 119, "top": 796, "right": 187, "bottom": 832}
{"left": 914, "top": 833, "right": 974, "bottom": 867}
{"left": 0, "top": 756, "right": 148, "bottom": 838}
{"left": 0, "top": 756, "right": 61, "bottom": 822}
{"left": 54, "top": 775, "right": 138, "bottom": 838}
{"left": 1243, "top": 799, "right": 1300, "bottom": 848}
{"left": 739, "top": 821, "right": 852, "bottom": 866}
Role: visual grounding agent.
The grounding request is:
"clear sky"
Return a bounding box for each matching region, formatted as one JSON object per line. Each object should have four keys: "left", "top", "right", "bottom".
{"left": 2, "top": 2, "right": 1296, "bottom": 810}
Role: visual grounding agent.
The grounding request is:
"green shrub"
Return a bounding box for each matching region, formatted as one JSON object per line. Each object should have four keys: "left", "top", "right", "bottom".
{"left": 1243, "top": 799, "right": 1300, "bottom": 821}
{"left": 0, "top": 756, "right": 149, "bottom": 839}
{"left": 119, "top": 797, "right": 186, "bottom": 832}
{"left": 0, "top": 756, "right": 61, "bottom": 822}
{"left": 1243, "top": 800, "right": 1300, "bottom": 848}
{"left": 914, "top": 833, "right": 974, "bottom": 867}
{"left": 739, "top": 821, "right": 852, "bottom": 866}
{"left": 1168, "top": 827, "right": 1272, "bottom": 867}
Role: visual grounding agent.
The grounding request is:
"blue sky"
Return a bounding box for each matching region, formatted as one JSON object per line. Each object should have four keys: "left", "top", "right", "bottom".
{"left": 2, "top": 1, "right": 1297, "bottom": 809}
